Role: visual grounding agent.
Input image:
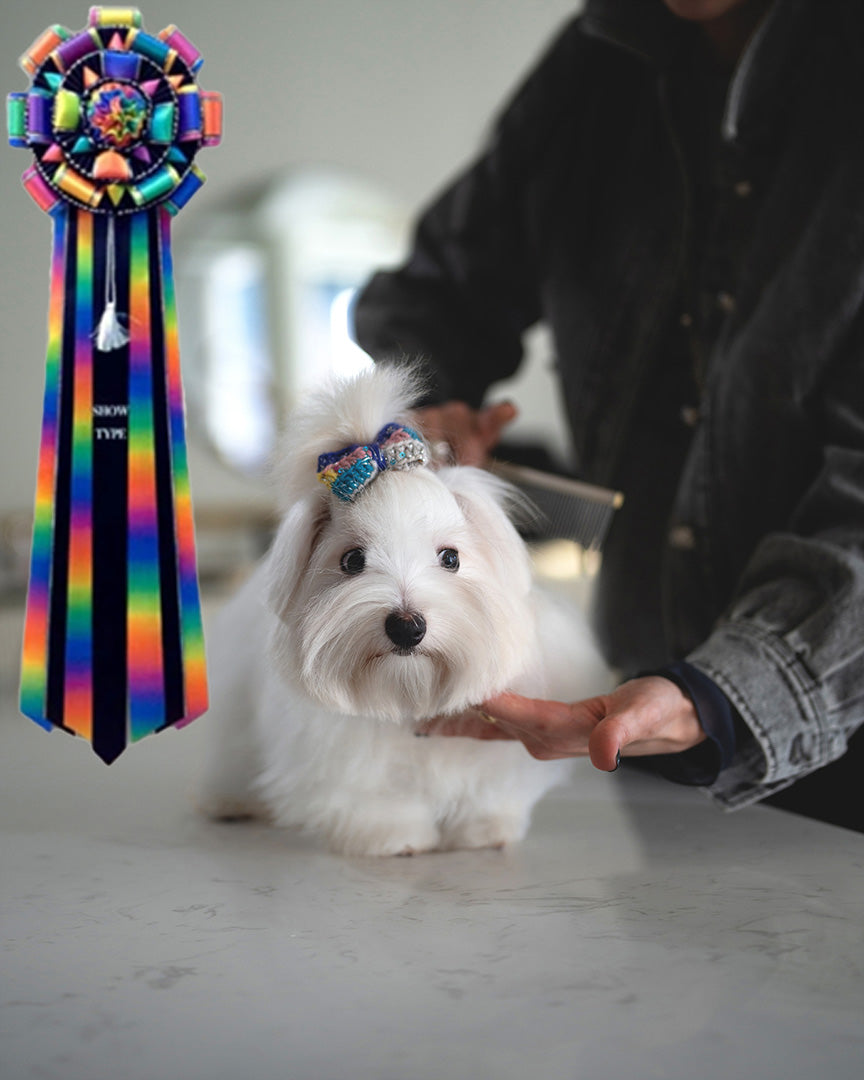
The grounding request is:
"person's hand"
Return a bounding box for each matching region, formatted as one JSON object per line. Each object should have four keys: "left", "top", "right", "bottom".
{"left": 417, "top": 399, "right": 517, "bottom": 466}
{"left": 417, "top": 677, "right": 706, "bottom": 771}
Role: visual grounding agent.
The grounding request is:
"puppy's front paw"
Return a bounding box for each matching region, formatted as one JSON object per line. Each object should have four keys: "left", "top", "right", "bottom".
{"left": 198, "top": 791, "right": 268, "bottom": 823}
{"left": 327, "top": 802, "right": 441, "bottom": 857}
{"left": 442, "top": 808, "right": 530, "bottom": 851}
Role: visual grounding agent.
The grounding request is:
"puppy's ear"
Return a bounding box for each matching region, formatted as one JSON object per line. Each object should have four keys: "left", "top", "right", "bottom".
{"left": 265, "top": 492, "right": 330, "bottom": 621}
{"left": 438, "top": 466, "right": 534, "bottom": 595}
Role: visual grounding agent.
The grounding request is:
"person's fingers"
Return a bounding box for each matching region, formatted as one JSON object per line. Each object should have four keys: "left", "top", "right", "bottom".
{"left": 416, "top": 709, "right": 519, "bottom": 740}
{"left": 418, "top": 400, "right": 519, "bottom": 466}
{"left": 414, "top": 404, "right": 462, "bottom": 449}
{"left": 415, "top": 402, "right": 487, "bottom": 466}
{"left": 481, "top": 691, "right": 604, "bottom": 759}
{"left": 482, "top": 691, "right": 571, "bottom": 730}
{"left": 414, "top": 405, "right": 444, "bottom": 438}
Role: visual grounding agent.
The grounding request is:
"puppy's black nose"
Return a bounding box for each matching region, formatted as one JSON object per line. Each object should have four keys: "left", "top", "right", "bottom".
{"left": 385, "top": 611, "right": 427, "bottom": 650}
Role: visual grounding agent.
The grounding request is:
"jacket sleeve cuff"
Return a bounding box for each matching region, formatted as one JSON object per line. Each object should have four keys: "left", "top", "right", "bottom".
{"left": 686, "top": 620, "right": 830, "bottom": 809}
{"left": 636, "top": 661, "right": 738, "bottom": 787}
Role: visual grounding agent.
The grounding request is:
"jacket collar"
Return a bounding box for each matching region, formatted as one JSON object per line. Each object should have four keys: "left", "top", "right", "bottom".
{"left": 580, "top": 0, "right": 690, "bottom": 66}
{"left": 580, "top": 0, "right": 818, "bottom": 145}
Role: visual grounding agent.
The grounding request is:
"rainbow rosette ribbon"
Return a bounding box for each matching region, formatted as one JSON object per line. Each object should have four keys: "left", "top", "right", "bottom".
{"left": 8, "top": 7, "right": 222, "bottom": 763}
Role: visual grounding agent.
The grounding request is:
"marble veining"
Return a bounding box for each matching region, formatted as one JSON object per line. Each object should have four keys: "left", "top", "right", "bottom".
{"left": 2, "top": 688, "right": 863, "bottom": 1080}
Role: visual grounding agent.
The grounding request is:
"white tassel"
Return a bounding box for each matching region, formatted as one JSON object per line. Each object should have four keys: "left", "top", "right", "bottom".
{"left": 96, "top": 299, "right": 129, "bottom": 351}
{"left": 95, "top": 215, "right": 130, "bottom": 352}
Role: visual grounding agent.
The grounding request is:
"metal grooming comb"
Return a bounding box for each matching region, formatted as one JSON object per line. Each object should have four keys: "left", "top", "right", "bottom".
{"left": 491, "top": 461, "right": 624, "bottom": 551}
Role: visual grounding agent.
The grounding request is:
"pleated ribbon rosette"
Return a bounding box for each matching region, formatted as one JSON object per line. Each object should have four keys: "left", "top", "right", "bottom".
{"left": 8, "top": 7, "right": 222, "bottom": 763}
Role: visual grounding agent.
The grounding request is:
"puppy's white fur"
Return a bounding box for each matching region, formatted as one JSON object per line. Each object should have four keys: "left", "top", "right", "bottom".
{"left": 200, "top": 367, "right": 612, "bottom": 856}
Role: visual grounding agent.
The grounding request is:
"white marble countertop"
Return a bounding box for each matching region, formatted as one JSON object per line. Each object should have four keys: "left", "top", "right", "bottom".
{"left": 2, "top": 702, "right": 863, "bottom": 1080}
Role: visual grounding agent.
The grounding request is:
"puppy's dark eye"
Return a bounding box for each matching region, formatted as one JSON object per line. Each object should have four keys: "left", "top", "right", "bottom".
{"left": 438, "top": 548, "right": 460, "bottom": 572}
{"left": 340, "top": 548, "right": 366, "bottom": 575}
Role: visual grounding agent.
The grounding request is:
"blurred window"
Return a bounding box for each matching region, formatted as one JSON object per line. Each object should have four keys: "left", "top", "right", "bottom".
{"left": 177, "top": 169, "right": 409, "bottom": 475}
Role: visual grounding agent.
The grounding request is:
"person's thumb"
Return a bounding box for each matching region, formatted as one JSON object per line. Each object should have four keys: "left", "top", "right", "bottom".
{"left": 587, "top": 714, "right": 628, "bottom": 772}
{"left": 479, "top": 400, "right": 518, "bottom": 445}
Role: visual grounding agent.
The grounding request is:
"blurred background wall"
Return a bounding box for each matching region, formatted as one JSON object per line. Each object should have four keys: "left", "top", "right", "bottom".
{"left": 0, "top": 0, "right": 582, "bottom": 594}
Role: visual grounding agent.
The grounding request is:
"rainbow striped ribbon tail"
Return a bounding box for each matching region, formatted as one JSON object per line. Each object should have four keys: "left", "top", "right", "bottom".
{"left": 20, "top": 205, "right": 208, "bottom": 763}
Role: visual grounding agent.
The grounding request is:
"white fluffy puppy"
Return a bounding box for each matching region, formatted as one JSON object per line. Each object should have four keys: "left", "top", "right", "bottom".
{"left": 200, "top": 367, "right": 611, "bottom": 856}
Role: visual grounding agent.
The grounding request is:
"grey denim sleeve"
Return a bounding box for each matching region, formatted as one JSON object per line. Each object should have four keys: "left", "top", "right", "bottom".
{"left": 688, "top": 337, "right": 864, "bottom": 809}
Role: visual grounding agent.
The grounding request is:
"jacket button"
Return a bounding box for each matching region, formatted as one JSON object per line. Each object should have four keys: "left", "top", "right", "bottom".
{"left": 734, "top": 180, "right": 752, "bottom": 198}
{"left": 679, "top": 312, "right": 693, "bottom": 328}
{"left": 668, "top": 524, "right": 696, "bottom": 550}
{"left": 680, "top": 405, "right": 700, "bottom": 427}
{"left": 717, "top": 291, "right": 737, "bottom": 314}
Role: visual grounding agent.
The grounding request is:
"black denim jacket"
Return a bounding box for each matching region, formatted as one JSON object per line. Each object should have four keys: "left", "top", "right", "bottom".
{"left": 354, "top": 0, "right": 864, "bottom": 809}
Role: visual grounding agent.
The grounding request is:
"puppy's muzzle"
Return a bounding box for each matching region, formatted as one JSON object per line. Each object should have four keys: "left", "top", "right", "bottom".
{"left": 385, "top": 611, "right": 427, "bottom": 653}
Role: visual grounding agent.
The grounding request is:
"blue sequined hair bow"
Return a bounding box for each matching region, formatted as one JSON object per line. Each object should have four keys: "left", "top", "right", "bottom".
{"left": 317, "top": 423, "right": 428, "bottom": 502}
